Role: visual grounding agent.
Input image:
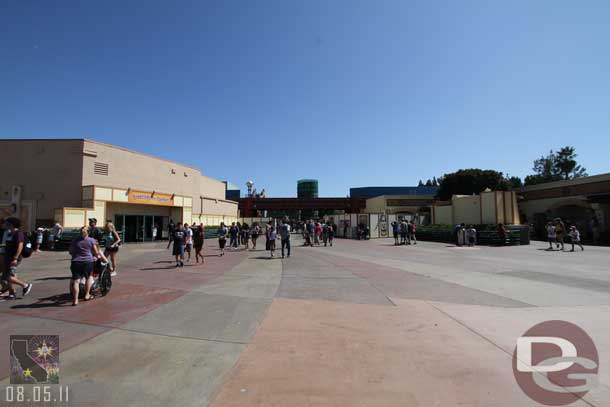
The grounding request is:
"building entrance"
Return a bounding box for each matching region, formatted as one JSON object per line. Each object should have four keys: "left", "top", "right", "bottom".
{"left": 114, "top": 214, "right": 168, "bottom": 242}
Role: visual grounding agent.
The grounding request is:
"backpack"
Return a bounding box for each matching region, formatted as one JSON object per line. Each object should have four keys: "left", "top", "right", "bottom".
{"left": 20, "top": 232, "right": 33, "bottom": 258}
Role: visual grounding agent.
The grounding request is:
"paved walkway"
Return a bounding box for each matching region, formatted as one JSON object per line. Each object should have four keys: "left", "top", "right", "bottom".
{"left": 1, "top": 237, "right": 609, "bottom": 406}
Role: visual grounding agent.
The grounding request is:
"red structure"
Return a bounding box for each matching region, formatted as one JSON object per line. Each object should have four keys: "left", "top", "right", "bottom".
{"left": 238, "top": 197, "right": 366, "bottom": 217}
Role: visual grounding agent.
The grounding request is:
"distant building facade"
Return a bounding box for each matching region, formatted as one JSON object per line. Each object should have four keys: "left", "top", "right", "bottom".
{"left": 350, "top": 186, "right": 438, "bottom": 199}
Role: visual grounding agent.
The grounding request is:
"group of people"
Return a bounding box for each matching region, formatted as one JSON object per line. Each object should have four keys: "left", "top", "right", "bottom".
{"left": 391, "top": 220, "right": 418, "bottom": 246}
{"left": 218, "top": 219, "right": 293, "bottom": 258}
{"left": 167, "top": 221, "right": 206, "bottom": 267}
{"left": 68, "top": 218, "right": 121, "bottom": 305}
{"left": 302, "top": 220, "right": 335, "bottom": 247}
{"left": 1, "top": 216, "right": 121, "bottom": 305}
{"left": 546, "top": 218, "right": 584, "bottom": 252}
{"left": 453, "top": 223, "right": 478, "bottom": 247}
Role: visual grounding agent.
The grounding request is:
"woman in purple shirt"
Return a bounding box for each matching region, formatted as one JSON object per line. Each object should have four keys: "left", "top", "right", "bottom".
{"left": 69, "top": 226, "right": 107, "bottom": 306}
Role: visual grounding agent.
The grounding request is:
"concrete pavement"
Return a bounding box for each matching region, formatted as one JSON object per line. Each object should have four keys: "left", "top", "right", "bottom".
{"left": 1, "top": 236, "right": 609, "bottom": 406}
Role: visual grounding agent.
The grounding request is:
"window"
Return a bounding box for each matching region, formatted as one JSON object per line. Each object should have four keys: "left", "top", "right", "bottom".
{"left": 94, "top": 162, "right": 109, "bottom": 176}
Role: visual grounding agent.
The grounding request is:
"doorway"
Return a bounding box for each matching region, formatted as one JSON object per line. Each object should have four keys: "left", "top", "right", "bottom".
{"left": 115, "top": 214, "right": 169, "bottom": 242}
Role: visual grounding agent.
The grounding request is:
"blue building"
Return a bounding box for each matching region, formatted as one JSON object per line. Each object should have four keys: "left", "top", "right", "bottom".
{"left": 223, "top": 181, "right": 241, "bottom": 201}
{"left": 350, "top": 186, "right": 438, "bottom": 199}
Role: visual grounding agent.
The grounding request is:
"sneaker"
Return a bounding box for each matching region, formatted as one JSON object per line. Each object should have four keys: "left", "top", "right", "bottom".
{"left": 180, "top": 261, "right": 184, "bottom": 267}
{"left": 110, "top": 271, "right": 117, "bottom": 277}
{"left": 2, "top": 295, "right": 17, "bottom": 301}
{"left": 23, "top": 284, "right": 33, "bottom": 297}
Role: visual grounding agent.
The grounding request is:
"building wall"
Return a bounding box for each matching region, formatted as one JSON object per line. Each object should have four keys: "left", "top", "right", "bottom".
{"left": 481, "top": 192, "right": 496, "bottom": 224}
{"left": 433, "top": 205, "right": 453, "bottom": 224}
{"left": 0, "top": 139, "right": 84, "bottom": 223}
{"left": 452, "top": 195, "right": 481, "bottom": 225}
{"left": 81, "top": 140, "right": 231, "bottom": 215}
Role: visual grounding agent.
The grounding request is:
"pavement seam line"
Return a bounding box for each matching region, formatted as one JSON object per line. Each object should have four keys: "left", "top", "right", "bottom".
{"left": 423, "top": 301, "right": 600, "bottom": 407}
{"left": 0, "top": 309, "right": 248, "bottom": 345}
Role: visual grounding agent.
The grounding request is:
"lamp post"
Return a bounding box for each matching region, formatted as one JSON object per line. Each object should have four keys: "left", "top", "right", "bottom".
{"left": 246, "top": 181, "right": 254, "bottom": 197}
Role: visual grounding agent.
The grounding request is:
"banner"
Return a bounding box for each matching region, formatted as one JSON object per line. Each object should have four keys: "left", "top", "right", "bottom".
{"left": 128, "top": 190, "right": 174, "bottom": 206}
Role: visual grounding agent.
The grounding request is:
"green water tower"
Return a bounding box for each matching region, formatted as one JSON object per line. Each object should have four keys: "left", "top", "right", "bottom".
{"left": 297, "top": 179, "right": 319, "bottom": 198}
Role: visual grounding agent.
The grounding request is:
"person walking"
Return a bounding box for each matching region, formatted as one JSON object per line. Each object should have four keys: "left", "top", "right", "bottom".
{"left": 194, "top": 224, "right": 205, "bottom": 263}
{"left": 1, "top": 218, "right": 33, "bottom": 301}
{"left": 267, "top": 224, "right": 277, "bottom": 258}
{"left": 400, "top": 220, "right": 408, "bottom": 245}
{"left": 546, "top": 221, "right": 556, "bottom": 250}
{"left": 34, "top": 227, "right": 44, "bottom": 252}
{"left": 184, "top": 223, "right": 193, "bottom": 262}
{"left": 409, "top": 220, "right": 417, "bottom": 245}
{"left": 569, "top": 225, "right": 584, "bottom": 252}
{"left": 322, "top": 223, "right": 329, "bottom": 246}
{"left": 327, "top": 222, "right": 334, "bottom": 247}
{"left": 314, "top": 222, "right": 321, "bottom": 245}
{"left": 555, "top": 218, "right": 566, "bottom": 251}
{"left": 466, "top": 225, "right": 477, "bottom": 247}
{"left": 172, "top": 223, "right": 186, "bottom": 267}
{"left": 229, "top": 222, "right": 239, "bottom": 249}
{"left": 498, "top": 223, "right": 507, "bottom": 245}
{"left": 49, "top": 221, "right": 63, "bottom": 250}
{"left": 166, "top": 219, "right": 175, "bottom": 249}
{"left": 250, "top": 223, "right": 260, "bottom": 250}
{"left": 103, "top": 221, "right": 121, "bottom": 277}
{"left": 308, "top": 221, "right": 316, "bottom": 244}
{"left": 69, "top": 226, "right": 108, "bottom": 306}
{"left": 217, "top": 222, "right": 228, "bottom": 256}
{"left": 242, "top": 223, "right": 250, "bottom": 250}
{"left": 280, "top": 221, "right": 291, "bottom": 258}
{"left": 391, "top": 221, "right": 399, "bottom": 245}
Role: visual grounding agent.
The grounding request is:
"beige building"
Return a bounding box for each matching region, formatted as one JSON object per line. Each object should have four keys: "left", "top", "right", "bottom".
{"left": 0, "top": 139, "right": 238, "bottom": 241}
{"left": 432, "top": 190, "right": 520, "bottom": 226}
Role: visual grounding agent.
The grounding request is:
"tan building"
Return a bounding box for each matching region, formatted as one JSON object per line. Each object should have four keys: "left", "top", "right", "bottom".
{"left": 363, "top": 194, "right": 435, "bottom": 224}
{"left": 431, "top": 190, "right": 520, "bottom": 226}
{"left": 0, "top": 139, "right": 238, "bottom": 241}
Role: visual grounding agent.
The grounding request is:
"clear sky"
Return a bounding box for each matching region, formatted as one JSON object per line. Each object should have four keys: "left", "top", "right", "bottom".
{"left": 2, "top": 0, "right": 609, "bottom": 197}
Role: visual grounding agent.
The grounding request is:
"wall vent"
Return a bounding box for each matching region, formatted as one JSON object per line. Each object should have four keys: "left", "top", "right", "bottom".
{"left": 94, "top": 162, "right": 109, "bottom": 176}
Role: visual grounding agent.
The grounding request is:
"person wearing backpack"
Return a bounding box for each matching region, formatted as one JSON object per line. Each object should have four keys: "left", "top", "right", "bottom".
{"left": 0, "top": 217, "right": 32, "bottom": 301}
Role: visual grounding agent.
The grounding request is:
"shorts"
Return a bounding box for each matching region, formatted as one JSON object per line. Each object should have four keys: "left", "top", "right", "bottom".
{"left": 105, "top": 246, "right": 119, "bottom": 253}
{"left": 548, "top": 237, "right": 556, "bottom": 242}
{"left": 468, "top": 237, "right": 475, "bottom": 244}
{"left": 268, "top": 240, "right": 276, "bottom": 250}
{"left": 185, "top": 243, "right": 193, "bottom": 253}
{"left": 71, "top": 261, "right": 93, "bottom": 280}
{"left": 173, "top": 244, "right": 185, "bottom": 257}
{"left": 393, "top": 232, "right": 398, "bottom": 238}
{"left": 218, "top": 239, "right": 226, "bottom": 249}
{"left": 36, "top": 237, "right": 43, "bottom": 244}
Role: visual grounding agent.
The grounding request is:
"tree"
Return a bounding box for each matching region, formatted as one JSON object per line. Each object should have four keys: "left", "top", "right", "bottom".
{"left": 436, "top": 169, "right": 510, "bottom": 201}
{"left": 418, "top": 180, "right": 424, "bottom": 187}
{"left": 524, "top": 146, "right": 587, "bottom": 186}
{"left": 555, "top": 146, "right": 587, "bottom": 180}
{"left": 425, "top": 179, "right": 433, "bottom": 187}
{"left": 507, "top": 176, "right": 523, "bottom": 189}
{"left": 432, "top": 176, "right": 439, "bottom": 187}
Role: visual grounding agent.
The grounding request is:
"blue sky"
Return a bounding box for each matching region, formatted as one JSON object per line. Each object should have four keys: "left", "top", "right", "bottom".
{"left": 2, "top": 0, "right": 609, "bottom": 197}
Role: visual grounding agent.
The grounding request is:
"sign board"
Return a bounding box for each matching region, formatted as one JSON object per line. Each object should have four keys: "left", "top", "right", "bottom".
{"left": 128, "top": 190, "right": 174, "bottom": 206}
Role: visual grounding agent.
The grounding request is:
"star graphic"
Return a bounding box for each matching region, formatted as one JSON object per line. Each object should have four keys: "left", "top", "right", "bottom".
{"left": 24, "top": 368, "right": 32, "bottom": 377}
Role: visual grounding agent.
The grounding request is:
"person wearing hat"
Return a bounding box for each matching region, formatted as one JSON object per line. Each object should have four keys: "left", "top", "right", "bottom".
{"left": 34, "top": 227, "right": 44, "bottom": 252}
{"left": 0, "top": 217, "right": 32, "bottom": 301}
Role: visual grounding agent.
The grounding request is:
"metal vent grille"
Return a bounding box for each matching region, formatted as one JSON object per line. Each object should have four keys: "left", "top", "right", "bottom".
{"left": 93, "top": 162, "right": 109, "bottom": 176}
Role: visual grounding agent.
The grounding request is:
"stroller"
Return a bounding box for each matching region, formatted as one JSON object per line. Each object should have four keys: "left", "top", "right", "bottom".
{"left": 69, "top": 259, "right": 112, "bottom": 298}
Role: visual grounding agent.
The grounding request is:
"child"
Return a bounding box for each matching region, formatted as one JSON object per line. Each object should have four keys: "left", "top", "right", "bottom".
{"left": 467, "top": 225, "right": 477, "bottom": 247}
{"left": 546, "top": 222, "right": 556, "bottom": 250}
{"left": 569, "top": 225, "right": 584, "bottom": 252}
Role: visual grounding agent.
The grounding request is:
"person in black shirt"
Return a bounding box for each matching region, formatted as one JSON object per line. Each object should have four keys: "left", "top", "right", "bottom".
{"left": 172, "top": 223, "right": 185, "bottom": 267}
{"left": 88, "top": 218, "right": 103, "bottom": 245}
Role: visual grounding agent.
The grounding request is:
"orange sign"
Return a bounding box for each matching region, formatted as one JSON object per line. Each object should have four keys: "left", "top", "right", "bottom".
{"left": 128, "top": 190, "right": 174, "bottom": 206}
